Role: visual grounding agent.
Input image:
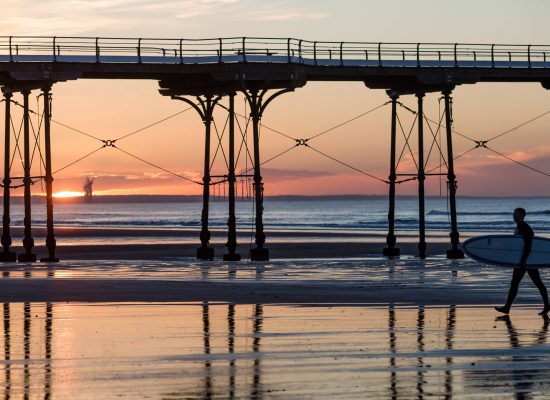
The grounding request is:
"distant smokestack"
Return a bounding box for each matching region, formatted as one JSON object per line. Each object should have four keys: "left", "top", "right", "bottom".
{"left": 83, "top": 177, "right": 94, "bottom": 202}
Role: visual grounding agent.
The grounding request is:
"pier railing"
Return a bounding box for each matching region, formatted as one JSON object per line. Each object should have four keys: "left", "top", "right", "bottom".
{"left": 0, "top": 36, "right": 549, "bottom": 68}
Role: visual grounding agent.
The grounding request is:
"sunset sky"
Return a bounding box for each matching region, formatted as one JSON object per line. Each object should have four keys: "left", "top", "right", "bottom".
{"left": 2, "top": 0, "right": 550, "bottom": 196}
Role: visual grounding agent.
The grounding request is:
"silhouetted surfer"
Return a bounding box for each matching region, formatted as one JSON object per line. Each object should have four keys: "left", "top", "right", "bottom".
{"left": 496, "top": 208, "right": 550, "bottom": 315}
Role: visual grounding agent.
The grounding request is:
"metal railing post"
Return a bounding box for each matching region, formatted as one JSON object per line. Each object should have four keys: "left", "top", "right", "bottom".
{"left": 340, "top": 42, "right": 343, "bottom": 66}
{"left": 137, "top": 38, "right": 142, "bottom": 63}
{"left": 179, "top": 39, "right": 183, "bottom": 64}
{"left": 95, "top": 37, "right": 100, "bottom": 62}
{"left": 53, "top": 36, "right": 57, "bottom": 61}
{"left": 528, "top": 45, "right": 531, "bottom": 68}
{"left": 416, "top": 43, "right": 420, "bottom": 67}
{"left": 9, "top": 36, "right": 12, "bottom": 62}
{"left": 287, "top": 38, "right": 291, "bottom": 62}
{"left": 491, "top": 44, "right": 495, "bottom": 67}
{"left": 378, "top": 42, "right": 382, "bottom": 67}
{"left": 314, "top": 41, "right": 317, "bottom": 65}
{"left": 454, "top": 43, "right": 458, "bottom": 67}
{"left": 218, "top": 38, "right": 222, "bottom": 63}
{"left": 242, "top": 37, "right": 246, "bottom": 62}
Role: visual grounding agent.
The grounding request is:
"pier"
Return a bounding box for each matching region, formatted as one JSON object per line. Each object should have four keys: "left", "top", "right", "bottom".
{"left": 1, "top": 36, "right": 549, "bottom": 261}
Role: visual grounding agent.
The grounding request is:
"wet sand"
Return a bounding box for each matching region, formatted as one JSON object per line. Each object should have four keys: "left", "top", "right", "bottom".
{"left": 0, "top": 257, "right": 546, "bottom": 306}
{"left": 29, "top": 240, "right": 452, "bottom": 260}
{"left": 1, "top": 302, "right": 550, "bottom": 399}
{"left": 1, "top": 253, "right": 549, "bottom": 397}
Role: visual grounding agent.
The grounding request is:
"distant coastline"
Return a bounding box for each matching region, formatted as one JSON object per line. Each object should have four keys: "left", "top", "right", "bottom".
{"left": 2, "top": 194, "right": 549, "bottom": 204}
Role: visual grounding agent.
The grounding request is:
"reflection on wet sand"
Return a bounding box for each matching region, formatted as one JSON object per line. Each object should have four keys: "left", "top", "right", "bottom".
{"left": 464, "top": 313, "right": 550, "bottom": 400}
{"left": 0, "top": 303, "right": 550, "bottom": 398}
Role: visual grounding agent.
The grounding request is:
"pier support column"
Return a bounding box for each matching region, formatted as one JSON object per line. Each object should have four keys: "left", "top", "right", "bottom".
{"left": 41, "top": 86, "right": 59, "bottom": 262}
{"left": 173, "top": 94, "right": 221, "bottom": 260}
{"left": 224, "top": 94, "right": 240, "bottom": 261}
{"left": 18, "top": 90, "right": 36, "bottom": 262}
{"left": 0, "top": 91, "right": 16, "bottom": 262}
{"left": 416, "top": 92, "right": 426, "bottom": 258}
{"left": 383, "top": 91, "right": 400, "bottom": 257}
{"left": 443, "top": 89, "right": 464, "bottom": 259}
{"left": 243, "top": 88, "right": 293, "bottom": 261}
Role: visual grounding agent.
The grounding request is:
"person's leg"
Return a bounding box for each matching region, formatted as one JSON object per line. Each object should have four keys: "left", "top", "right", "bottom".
{"left": 496, "top": 268, "right": 526, "bottom": 314}
{"left": 527, "top": 269, "right": 550, "bottom": 314}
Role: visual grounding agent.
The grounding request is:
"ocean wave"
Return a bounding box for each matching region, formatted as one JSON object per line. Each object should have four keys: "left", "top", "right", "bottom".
{"left": 428, "top": 209, "right": 550, "bottom": 216}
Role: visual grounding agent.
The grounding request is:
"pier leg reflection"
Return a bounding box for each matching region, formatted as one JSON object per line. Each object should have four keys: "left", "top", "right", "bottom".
{"left": 388, "top": 304, "right": 397, "bottom": 399}
{"left": 3, "top": 303, "right": 10, "bottom": 400}
{"left": 1, "top": 299, "right": 54, "bottom": 400}
{"left": 251, "top": 304, "right": 263, "bottom": 399}
{"left": 227, "top": 304, "right": 235, "bottom": 400}
{"left": 202, "top": 301, "right": 212, "bottom": 399}
{"left": 445, "top": 305, "right": 456, "bottom": 400}
{"left": 416, "top": 305, "right": 425, "bottom": 399}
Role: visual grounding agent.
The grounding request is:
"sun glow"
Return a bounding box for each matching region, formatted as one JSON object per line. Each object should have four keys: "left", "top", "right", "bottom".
{"left": 53, "top": 191, "right": 84, "bottom": 198}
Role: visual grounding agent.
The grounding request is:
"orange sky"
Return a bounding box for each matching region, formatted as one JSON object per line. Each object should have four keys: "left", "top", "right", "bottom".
{"left": 2, "top": 1, "right": 550, "bottom": 196}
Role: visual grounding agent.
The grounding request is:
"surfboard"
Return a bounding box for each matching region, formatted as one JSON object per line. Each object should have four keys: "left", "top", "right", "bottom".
{"left": 462, "top": 235, "right": 550, "bottom": 268}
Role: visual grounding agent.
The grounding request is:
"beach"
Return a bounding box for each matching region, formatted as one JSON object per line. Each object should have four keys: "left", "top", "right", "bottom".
{"left": 1, "top": 197, "right": 550, "bottom": 398}
{"left": 1, "top": 257, "right": 550, "bottom": 398}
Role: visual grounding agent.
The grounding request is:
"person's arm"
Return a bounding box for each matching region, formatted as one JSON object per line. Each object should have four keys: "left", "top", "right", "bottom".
{"left": 519, "top": 225, "right": 533, "bottom": 268}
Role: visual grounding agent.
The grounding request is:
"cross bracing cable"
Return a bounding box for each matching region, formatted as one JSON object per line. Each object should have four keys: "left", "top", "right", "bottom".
{"left": 305, "top": 102, "right": 391, "bottom": 141}
{"left": 53, "top": 145, "right": 106, "bottom": 175}
{"left": 218, "top": 103, "right": 296, "bottom": 142}
{"left": 395, "top": 113, "right": 418, "bottom": 171}
{"left": 114, "top": 106, "right": 194, "bottom": 142}
{"left": 426, "top": 145, "right": 479, "bottom": 175}
{"left": 10, "top": 99, "right": 104, "bottom": 143}
{"left": 397, "top": 101, "right": 478, "bottom": 144}
{"left": 484, "top": 145, "right": 550, "bottom": 178}
{"left": 210, "top": 113, "right": 230, "bottom": 172}
{"left": 423, "top": 114, "right": 448, "bottom": 171}
{"left": 112, "top": 145, "right": 201, "bottom": 184}
{"left": 306, "top": 144, "right": 388, "bottom": 183}
{"left": 486, "top": 108, "right": 550, "bottom": 143}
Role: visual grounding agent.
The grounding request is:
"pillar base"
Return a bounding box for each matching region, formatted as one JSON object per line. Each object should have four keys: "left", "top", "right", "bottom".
{"left": 40, "top": 257, "right": 60, "bottom": 262}
{"left": 0, "top": 251, "right": 17, "bottom": 262}
{"left": 223, "top": 253, "right": 241, "bottom": 261}
{"left": 446, "top": 248, "right": 464, "bottom": 259}
{"left": 250, "top": 247, "right": 269, "bottom": 261}
{"left": 197, "top": 246, "right": 214, "bottom": 260}
{"left": 18, "top": 253, "right": 36, "bottom": 263}
{"left": 383, "top": 247, "right": 400, "bottom": 257}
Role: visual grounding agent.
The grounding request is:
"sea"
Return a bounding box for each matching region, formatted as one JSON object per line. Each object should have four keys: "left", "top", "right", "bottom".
{"left": 6, "top": 196, "right": 550, "bottom": 244}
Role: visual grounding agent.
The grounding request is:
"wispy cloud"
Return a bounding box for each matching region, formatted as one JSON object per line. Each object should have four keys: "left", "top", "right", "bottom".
{"left": 260, "top": 167, "right": 332, "bottom": 182}
{"left": 256, "top": 11, "right": 329, "bottom": 21}
{"left": 1, "top": 0, "right": 329, "bottom": 36}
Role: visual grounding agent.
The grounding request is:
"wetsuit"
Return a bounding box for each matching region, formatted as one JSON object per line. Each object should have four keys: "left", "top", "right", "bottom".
{"left": 503, "top": 220, "right": 549, "bottom": 309}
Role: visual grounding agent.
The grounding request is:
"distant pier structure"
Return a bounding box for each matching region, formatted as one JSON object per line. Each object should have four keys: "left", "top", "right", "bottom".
{"left": 0, "top": 37, "right": 549, "bottom": 262}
